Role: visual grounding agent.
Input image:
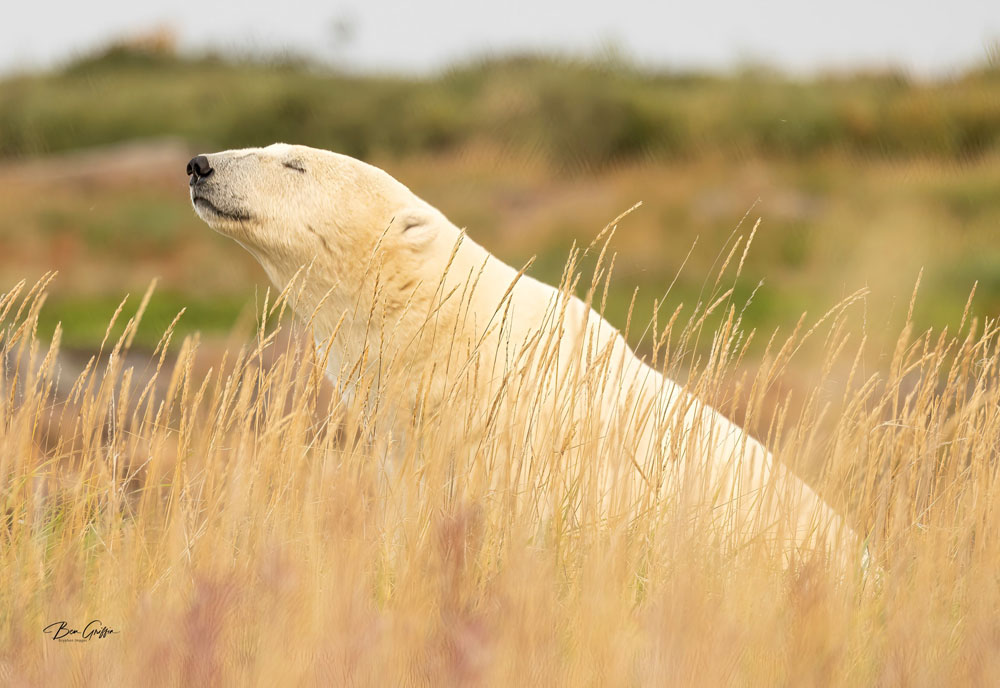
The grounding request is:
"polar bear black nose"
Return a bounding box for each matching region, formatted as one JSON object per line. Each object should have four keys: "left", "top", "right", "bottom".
{"left": 186, "top": 155, "right": 213, "bottom": 185}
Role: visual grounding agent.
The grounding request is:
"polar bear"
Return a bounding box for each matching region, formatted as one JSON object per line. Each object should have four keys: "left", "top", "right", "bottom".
{"left": 187, "top": 143, "right": 859, "bottom": 562}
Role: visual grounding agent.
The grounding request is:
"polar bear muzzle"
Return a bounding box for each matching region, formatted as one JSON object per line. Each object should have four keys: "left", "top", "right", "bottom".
{"left": 187, "top": 153, "right": 252, "bottom": 223}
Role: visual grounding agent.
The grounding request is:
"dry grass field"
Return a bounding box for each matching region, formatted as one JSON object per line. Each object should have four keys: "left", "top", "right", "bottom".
{"left": 2, "top": 50, "right": 999, "bottom": 685}
{"left": 2, "top": 218, "right": 998, "bottom": 684}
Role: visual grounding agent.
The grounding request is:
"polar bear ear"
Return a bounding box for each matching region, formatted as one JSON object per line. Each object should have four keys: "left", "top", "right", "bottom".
{"left": 393, "top": 207, "right": 437, "bottom": 251}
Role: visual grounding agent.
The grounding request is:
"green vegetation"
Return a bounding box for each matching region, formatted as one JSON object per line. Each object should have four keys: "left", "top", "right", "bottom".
{"left": 2, "top": 48, "right": 999, "bottom": 169}
{"left": 36, "top": 290, "right": 255, "bottom": 350}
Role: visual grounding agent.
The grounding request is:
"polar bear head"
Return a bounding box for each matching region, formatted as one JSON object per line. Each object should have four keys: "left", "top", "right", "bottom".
{"left": 187, "top": 143, "right": 458, "bottom": 323}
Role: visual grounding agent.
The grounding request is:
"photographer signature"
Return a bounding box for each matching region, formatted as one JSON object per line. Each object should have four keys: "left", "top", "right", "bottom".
{"left": 42, "top": 620, "right": 118, "bottom": 642}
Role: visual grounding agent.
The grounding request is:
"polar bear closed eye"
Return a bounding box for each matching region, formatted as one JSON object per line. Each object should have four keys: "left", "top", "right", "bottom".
{"left": 188, "top": 143, "right": 862, "bottom": 564}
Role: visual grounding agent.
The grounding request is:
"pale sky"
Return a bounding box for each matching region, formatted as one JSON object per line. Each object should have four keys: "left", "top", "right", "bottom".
{"left": 4, "top": 0, "right": 1000, "bottom": 76}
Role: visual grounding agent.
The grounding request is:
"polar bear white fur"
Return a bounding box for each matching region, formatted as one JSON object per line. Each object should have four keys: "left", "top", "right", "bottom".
{"left": 189, "top": 143, "right": 859, "bottom": 561}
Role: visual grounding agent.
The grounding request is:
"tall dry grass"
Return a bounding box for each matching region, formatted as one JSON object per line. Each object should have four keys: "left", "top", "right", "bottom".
{"left": 1, "top": 221, "right": 999, "bottom": 685}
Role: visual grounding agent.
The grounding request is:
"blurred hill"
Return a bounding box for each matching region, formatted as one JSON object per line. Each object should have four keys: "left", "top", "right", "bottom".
{"left": 2, "top": 45, "right": 1000, "bottom": 168}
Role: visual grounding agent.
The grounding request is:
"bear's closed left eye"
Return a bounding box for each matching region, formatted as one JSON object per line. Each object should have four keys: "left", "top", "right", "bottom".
{"left": 283, "top": 160, "right": 307, "bottom": 173}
